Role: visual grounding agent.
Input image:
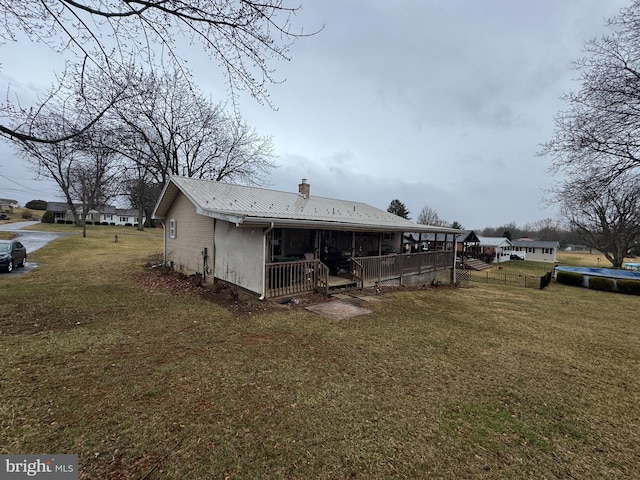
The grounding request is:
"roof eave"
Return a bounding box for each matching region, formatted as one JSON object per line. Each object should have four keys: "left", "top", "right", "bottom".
{"left": 238, "top": 216, "right": 461, "bottom": 233}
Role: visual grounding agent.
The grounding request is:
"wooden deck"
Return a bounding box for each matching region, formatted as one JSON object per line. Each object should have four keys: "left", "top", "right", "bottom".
{"left": 265, "top": 250, "right": 455, "bottom": 298}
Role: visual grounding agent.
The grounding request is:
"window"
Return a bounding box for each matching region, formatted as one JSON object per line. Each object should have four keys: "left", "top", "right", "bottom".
{"left": 169, "top": 219, "right": 177, "bottom": 239}
{"left": 120, "top": 217, "right": 128, "bottom": 223}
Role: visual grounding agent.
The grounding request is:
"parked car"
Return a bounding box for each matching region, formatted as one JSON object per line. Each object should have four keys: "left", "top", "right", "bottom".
{"left": 0, "top": 239, "right": 27, "bottom": 272}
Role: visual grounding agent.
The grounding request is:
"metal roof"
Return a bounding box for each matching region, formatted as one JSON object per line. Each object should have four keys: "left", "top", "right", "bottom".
{"left": 477, "top": 236, "right": 513, "bottom": 247}
{"left": 153, "top": 176, "right": 460, "bottom": 234}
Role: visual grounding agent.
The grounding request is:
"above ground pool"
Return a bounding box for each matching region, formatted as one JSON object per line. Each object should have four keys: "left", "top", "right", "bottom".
{"left": 555, "top": 266, "right": 640, "bottom": 281}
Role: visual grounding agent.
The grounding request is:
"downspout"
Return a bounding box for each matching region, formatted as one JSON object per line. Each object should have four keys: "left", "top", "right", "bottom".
{"left": 453, "top": 234, "right": 458, "bottom": 285}
{"left": 259, "top": 222, "right": 275, "bottom": 300}
{"left": 160, "top": 220, "right": 167, "bottom": 265}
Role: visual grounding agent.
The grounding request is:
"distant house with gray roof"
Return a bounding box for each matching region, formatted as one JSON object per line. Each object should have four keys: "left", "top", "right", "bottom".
{"left": 0, "top": 198, "right": 19, "bottom": 212}
{"left": 46, "top": 202, "right": 144, "bottom": 226}
{"left": 512, "top": 239, "right": 559, "bottom": 263}
{"left": 152, "top": 176, "right": 461, "bottom": 298}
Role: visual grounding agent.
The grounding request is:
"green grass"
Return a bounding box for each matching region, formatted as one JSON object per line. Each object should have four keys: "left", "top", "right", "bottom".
{"left": 1, "top": 227, "right": 639, "bottom": 479}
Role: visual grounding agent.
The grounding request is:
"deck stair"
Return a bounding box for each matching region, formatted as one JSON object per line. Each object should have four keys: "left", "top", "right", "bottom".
{"left": 462, "top": 259, "right": 492, "bottom": 271}
{"left": 327, "top": 275, "right": 358, "bottom": 293}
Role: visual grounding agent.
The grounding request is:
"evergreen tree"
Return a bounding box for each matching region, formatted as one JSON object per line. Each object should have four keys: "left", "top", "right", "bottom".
{"left": 387, "top": 199, "right": 410, "bottom": 219}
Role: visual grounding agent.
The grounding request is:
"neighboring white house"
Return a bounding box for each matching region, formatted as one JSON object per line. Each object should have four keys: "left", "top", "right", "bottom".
{"left": 512, "top": 239, "right": 559, "bottom": 263}
{"left": 0, "top": 198, "right": 19, "bottom": 212}
{"left": 46, "top": 202, "right": 145, "bottom": 226}
{"left": 152, "top": 176, "right": 461, "bottom": 298}
{"left": 477, "top": 236, "right": 514, "bottom": 263}
{"left": 114, "top": 208, "right": 142, "bottom": 226}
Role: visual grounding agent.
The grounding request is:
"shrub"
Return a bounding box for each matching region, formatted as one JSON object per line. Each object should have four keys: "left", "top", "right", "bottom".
{"left": 588, "top": 277, "right": 614, "bottom": 292}
{"left": 41, "top": 211, "right": 55, "bottom": 223}
{"left": 556, "top": 271, "right": 584, "bottom": 286}
{"left": 617, "top": 279, "right": 640, "bottom": 296}
{"left": 21, "top": 210, "right": 33, "bottom": 219}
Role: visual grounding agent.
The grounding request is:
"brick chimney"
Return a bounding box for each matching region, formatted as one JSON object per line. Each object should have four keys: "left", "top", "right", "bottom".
{"left": 298, "top": 178, "right": 310, "bottom": 198}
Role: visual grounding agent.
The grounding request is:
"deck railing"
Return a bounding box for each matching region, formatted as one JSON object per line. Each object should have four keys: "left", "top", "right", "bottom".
{"left": 266, "top": 259, "right": 318, "bottom": 298}
{"left": 351, "top": 258, "right": 364, "bottom": 289}
{"left": 354, "top": 250, "right": 453, "bottom": 286}
{"left": 265, "top": 250, "right": 454, "bottom": 298}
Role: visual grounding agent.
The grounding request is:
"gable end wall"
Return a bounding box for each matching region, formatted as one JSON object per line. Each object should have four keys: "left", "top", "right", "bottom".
{"left": 165, "top": 192, "right": 214, "bottom": 278}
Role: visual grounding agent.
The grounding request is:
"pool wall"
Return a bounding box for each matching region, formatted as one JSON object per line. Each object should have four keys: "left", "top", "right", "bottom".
{"left": 555, "top": 266, "right": 640, "bottom": 292}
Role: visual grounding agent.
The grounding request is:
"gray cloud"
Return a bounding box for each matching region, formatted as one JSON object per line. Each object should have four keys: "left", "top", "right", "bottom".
{"left": 0, "top": 0, "right": 627, "bottom": 229}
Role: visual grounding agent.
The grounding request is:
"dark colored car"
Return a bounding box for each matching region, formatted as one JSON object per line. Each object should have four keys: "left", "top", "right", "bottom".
{"left": 0, "top": 239, "right": 27, "bottom": 272}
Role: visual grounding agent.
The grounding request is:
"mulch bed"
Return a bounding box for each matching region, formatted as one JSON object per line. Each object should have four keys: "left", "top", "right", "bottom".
{"left": 131, "top": 267, "right": 331, "bottom": 318}
{"left": 132, "top": 259, "right": 441, "bottom": 318}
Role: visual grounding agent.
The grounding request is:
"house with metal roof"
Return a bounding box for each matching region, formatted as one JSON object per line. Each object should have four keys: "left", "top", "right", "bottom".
{"left": 152, "top": 176, "right": 461, "bottom": 298}
{"left": 477, "top": 236, "right": 514, "bottom": 263}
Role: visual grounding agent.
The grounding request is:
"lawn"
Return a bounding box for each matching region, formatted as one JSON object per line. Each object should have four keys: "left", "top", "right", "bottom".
{"left": 1, "top": 226, "right": 639, "bottom": 479}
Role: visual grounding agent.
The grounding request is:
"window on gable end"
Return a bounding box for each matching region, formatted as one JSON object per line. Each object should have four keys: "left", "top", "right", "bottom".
{"left": 169, "top": 219, "right": 177, "bottom": 239}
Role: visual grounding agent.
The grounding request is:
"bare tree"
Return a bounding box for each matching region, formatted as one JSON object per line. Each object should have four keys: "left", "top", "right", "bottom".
{"left": 416, "top": 206, "right": 446, "bottom": 226}
{"left": 13, "top": 112, "right": 120, "bottom": 236}
{"left": 69, "top": 145, "right": 121, "bottom": 237}
{"left": 480, "top": 221, "right": 522, "bottom": 239}
{"left": 0, "top": 1, "right": 315, "bottom": 143}
{"left": 552, "top": 170, "right": 640, "bottom": 267}
{"left": 18, "top": 115, "right": 82, "bottom": 220}
{"left": 123, "top": 175, "right": 163, "bottom": 232}
{"left": 101, "top": 66, "right": 276, "bottom": 185}
{"left": 524, "top": 218, "right": 563, "bottom": 241}
{"left": 212, "top": 117, "right": 276, "bottom": 184}
{"left": 541, "top": 1, "right": 640, "bottom": 184}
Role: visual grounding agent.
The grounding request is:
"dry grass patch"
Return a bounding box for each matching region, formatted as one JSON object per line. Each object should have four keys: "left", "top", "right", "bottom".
{"left": 557, "top": 250, "right": 637, "bottom": 268}
{"left": 1, "top": 229, "right": 639, "bottom": 478}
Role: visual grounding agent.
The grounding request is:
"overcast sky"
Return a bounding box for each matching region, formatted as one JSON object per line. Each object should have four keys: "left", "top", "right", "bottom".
{"left": 0, "top": 1, "right": 631, "bottom": 229}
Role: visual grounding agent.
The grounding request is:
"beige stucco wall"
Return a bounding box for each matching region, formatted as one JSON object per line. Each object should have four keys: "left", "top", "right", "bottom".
{"left": 165, "top": 192, "right": 214, "bottom": 278}
{"left": 214, "top": 223, "right": 264, "bottom": 295}
{"left": 164, "top": 191, "right": 265, "bottom": 295}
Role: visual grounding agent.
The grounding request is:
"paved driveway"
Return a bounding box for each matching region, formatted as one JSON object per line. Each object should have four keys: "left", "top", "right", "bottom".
{"left": 0, "top": 221, "right": 70, "bottom": 275}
